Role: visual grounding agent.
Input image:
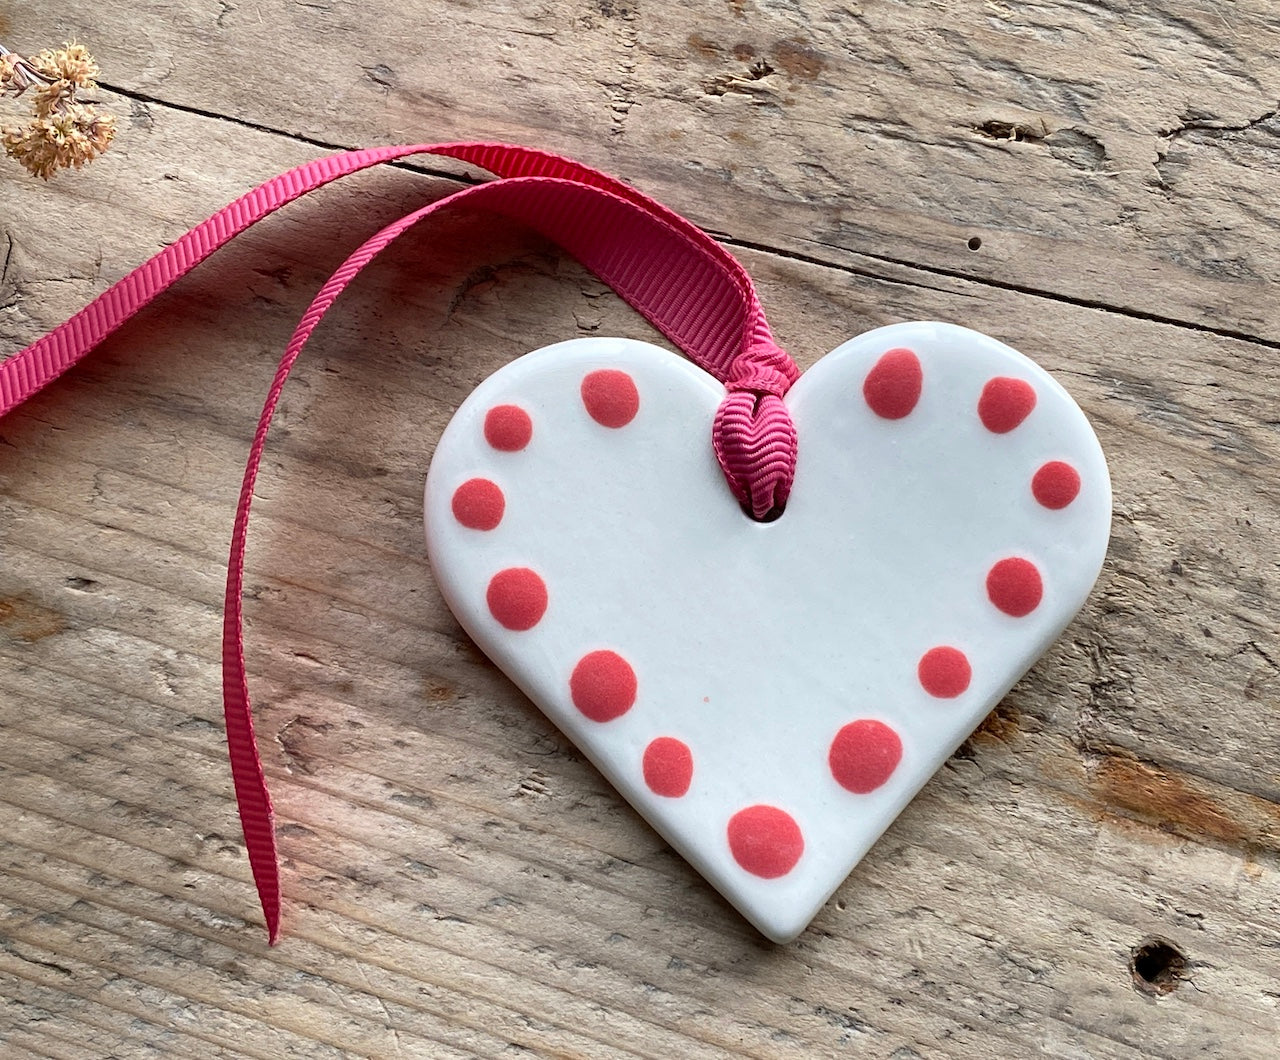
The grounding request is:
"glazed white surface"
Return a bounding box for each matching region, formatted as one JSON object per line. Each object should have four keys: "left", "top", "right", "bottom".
{"left": 424, "top": 323, "right": 1111, "bottom": 943}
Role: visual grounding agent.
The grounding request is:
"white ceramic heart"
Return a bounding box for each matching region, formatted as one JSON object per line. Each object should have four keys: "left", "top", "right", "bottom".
{"left": 423, "top": 322, "right": 1110, "bottom": 942}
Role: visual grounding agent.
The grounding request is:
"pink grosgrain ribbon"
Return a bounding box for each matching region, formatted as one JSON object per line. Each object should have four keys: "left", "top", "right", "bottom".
{"left": 0, "top": 142, "right": 800, "bottom": 941}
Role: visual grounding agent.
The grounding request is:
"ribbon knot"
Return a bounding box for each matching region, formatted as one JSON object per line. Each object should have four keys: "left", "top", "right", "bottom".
{"left": 723, "top": 338, "right": 802, "bottom": 397}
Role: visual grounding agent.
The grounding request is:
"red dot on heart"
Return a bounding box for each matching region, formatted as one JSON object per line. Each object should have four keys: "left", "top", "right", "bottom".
{"left": 863, "top": 348, "right": 923, "bottom": 420}
{"left": 1032, "top": 460, "right": 1081, "bottom": 509}
{"left": 986, "top": 557, "right": 1043, "bottom": 617}
{"left": 978, "top": 377, "right": 1037, "bottom": 433}
{"left": 828, "top": 720, "right": 903, "bottom": 794}
{"left": 451, "top": 478, "right": 505, "bottom": 530}
{"left": 486, "top": 567, "right": 547, "bottom": 630}
{"left": 643, "top": 737, "right": 693, "bottom": 798}
{"left": 581, "top": 369, "right": 640, "bottom": 428}
{"left": 727, "top": 805, "right": 805, "bottom": 878}
{"left": 570, "top": 650, "right": 637, "bottom": 722}
{"left": 918, "top": 646, "right": 972, "bottom": 698}
{"left": 484, "top": 404, "right": 533, "bottom": 451}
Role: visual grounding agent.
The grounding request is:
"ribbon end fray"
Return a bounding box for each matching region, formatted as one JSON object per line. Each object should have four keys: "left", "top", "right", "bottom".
{"left": 257, "top": 870, "right": 282, "bottom": 945}
{"left": 255, "top": 833, "right": 282, "bottom": 945}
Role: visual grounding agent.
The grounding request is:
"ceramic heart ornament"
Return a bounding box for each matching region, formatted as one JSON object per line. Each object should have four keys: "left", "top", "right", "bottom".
{"left": 423, "top": 321, "right": 1110, "bottom": 942}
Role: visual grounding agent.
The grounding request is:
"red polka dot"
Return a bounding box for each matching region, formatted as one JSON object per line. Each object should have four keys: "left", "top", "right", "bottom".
{"left": 727, "top": 805, "right": 804, "bottom": 878}
{"left": 978, "top": 377, "right": 1037, "bottom": 433}
{"left": 451, "top": 478, "right": 505, "bottom": 530}
{"left": 829, "top": 720, "right": 903, "bottom": 795}
{"left": 486, "top": 568, "right": 547, "bottom": 630}
{"left": 643, "top": 737, "right": 693, "bottom": 798}
{"left": 863, "top": 348, "right": 923, "bottom": 420}
{"left": 484, "top": 404, "right": 532, "bottom": 451}
{"left": 581, "top": 369, "right": 639, "bottom": 428}
{"left": 918, "top": 647, "right": 972, "bottom": 698}
{"left": 570, "top": 650, "right": 637, "bottom": 722}
{"left": 986, "top": 557, "right": 1043, "bottom": 617}
{"left": 1032, "top": 460, "right": 1081, "bottom": 509}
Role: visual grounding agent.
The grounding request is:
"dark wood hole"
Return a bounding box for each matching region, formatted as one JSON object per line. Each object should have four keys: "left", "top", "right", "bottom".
{"left": 1130, "top": 938, "right": 1187, "bottom": 996}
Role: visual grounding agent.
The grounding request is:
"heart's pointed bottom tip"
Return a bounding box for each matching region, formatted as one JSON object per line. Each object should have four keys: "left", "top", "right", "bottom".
{"left": 753, "top": 916, "right": 811, "bottom": 946}
{"left": 741, "top": 896, "right": 826, "bottom": 945}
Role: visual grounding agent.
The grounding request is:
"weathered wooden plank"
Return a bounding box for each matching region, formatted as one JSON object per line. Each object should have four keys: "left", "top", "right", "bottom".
{"left": 2, "top": 5, "right": 1279, "bottom": 1058}
{"left": 10, "top": 0, "right": 1280, "bottom": 342}
{"left": 4, "top": 675, "right": 1276, "bottom": 1055}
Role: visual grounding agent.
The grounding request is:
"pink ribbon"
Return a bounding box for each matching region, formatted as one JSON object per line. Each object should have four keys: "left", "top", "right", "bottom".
{"left": 0, "top": 142, "right": 800, "bottom": 941}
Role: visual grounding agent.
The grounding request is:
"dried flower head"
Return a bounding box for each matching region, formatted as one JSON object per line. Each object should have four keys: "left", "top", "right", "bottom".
{"left": 29, "top": 43, "right": 100, "bottom": 89}
{"left": 1, "top": 41, "right": 115, "bottom": 179}
{"left": 3, "top": 106, "right": 116, "bottom": 179}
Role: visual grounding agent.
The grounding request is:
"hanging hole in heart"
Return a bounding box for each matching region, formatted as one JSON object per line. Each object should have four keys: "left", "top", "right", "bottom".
{"left": 744, "top": 503, "right": 786, "bottom": 523}
{"left": 1130, "top": 937, "right": 1187, "bottom": 996}
{"left": 967, "top": 236, "right": 982, "bottom": 251}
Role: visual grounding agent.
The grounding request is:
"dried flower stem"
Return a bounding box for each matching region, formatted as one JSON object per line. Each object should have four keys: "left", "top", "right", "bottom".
{"left": 1, "top": 41, "right": 116, "bottom": 179}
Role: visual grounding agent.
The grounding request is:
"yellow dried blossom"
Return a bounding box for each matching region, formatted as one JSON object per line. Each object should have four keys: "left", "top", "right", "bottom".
{"left": 1, "top": 41, "right": 114, "bottom": 178}
{"left": 3, "top": 105, "right": 116, "bottom": 179}
{"left": 32, "top": 79, "right": 76, "bottom": 119}
{"left": 29, "top": 43, "right": 100, "bottom": 90}
{"left": 3, "top": 121, "right": 62, "bottom": 180}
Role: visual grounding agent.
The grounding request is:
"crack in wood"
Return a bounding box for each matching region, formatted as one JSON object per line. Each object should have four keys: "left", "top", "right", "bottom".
{"left": 95, "top": 81, "right": 487, "bottom": 189}
{"left": 973, "top": 118, "right": 1049, "bottom": 144}
{"left": 721, "top": 233, "right": 1280, "bottom": 353}
{"left": 0, "top": 230, "right": 12, "bottom": 288}
{"left": 1159, "top": 104, "right": 1280, "bottom": 144}
{"left": 2, "top": 939, "right": 74, "bottom": 977}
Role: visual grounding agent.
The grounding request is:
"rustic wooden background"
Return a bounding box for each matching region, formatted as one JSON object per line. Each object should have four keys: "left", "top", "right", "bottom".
{"left": 2, "top": 1, "right": 1278, "bottom": 1056}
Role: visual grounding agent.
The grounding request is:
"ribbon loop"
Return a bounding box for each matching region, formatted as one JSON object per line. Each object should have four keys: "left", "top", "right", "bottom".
{"left": 724, "top": 336, "right": 801, "bottom": 397}
{"left": 713, "top": 391, "right": 799, "bottom": 520}
{"left": 1, "top": 142, "right": 805, "bottom": 941}
{"left": 715, "top": 332, "right": 802, "bottom": 518}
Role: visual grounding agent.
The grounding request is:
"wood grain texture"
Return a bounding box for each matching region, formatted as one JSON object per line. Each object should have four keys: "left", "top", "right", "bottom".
{"left": 1, "top": 1, "right": 1278, "bottom": 1057}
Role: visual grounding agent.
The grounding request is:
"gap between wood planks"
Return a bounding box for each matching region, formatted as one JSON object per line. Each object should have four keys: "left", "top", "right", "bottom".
{"left": 97, "top": 81, "right": 1280, "bottom": 355}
